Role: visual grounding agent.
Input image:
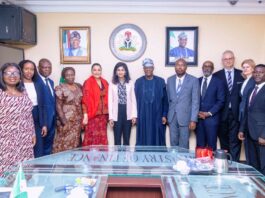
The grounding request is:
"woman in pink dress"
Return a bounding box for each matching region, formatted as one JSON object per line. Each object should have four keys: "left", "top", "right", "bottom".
{"left": 0, "top": 63, "right": 35, "bottom": 177}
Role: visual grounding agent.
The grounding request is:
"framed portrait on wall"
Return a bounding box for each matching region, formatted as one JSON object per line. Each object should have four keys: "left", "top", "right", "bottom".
{"left": 109, "top": 24, "right": 147, "bottom": 62}
{"left": 166, "top": 27, "right": 198, "bottom": 66}
{"left": 60, "top": 26, "right": 91, "bottom": 64}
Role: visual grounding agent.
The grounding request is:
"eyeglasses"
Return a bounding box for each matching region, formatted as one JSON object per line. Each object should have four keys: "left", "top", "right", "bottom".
{"left": 3, "top": 71, "right": 20, "bottom": 77}
{"left": 223, "top": 57, "right": 234, "bottom": 61}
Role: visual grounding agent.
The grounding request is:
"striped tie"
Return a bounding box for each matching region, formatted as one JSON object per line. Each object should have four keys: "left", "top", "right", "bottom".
{"left": 176, "top": 79, "right": 182, "bottom": 95}
{"left": 227, "top": 71, "right": 232, "bottom": 93}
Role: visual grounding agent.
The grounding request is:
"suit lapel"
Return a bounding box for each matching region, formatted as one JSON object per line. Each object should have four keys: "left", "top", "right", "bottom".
{"left": 47, "top": 78, "right": 54, "bottom": 98}
{"left": 125, "top": 82, "right": 129, "bottom": 97}
{"left": 42, "top": 78, "right": 54, "bottom": 100}
{"left": 232, "top": 69, "right": 243, "bottom": 93}
{"left": 231, "top": 69, "right": 239, "bottom": 92}
{"left": 221, "top": 69, "right": 229, "bottom": 91}
{"left": 199, "top": 77, "right": 202, "bottom": 86}
{"left": 250, "top": 85, "right": 265, "bottom": 107}
{"left": 172, "top": 75, "right": 177, "bottom": 96}
{"left": 242, "top": 79, "right": 249, "bottom": 97}
{"left": 33, "top": 81, "right": 40, "bottom": 99}
{"left": 199, "top": 77, "right": 203, "bottom": 97}
{"left": 243, "top": 78, "right": 255, "bottom": 96}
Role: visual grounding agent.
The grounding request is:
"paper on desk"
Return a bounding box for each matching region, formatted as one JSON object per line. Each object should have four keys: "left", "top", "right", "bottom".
{"left": 0, "top": 186, "right": 44, "bottom": 198}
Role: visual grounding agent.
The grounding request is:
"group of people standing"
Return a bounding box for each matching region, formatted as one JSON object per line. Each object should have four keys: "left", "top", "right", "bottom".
{"left": 1, "top": 49, "right": 265, "bottom": 176}
{"left": 196, "top": 51, "right": 265, "bottom": 175}
{"left": 0, "top": 59, "right": 56, "bottom": 177}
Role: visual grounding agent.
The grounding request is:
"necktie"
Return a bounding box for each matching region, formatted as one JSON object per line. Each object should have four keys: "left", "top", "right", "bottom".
{"left": 249, "top": 86, "right": 259, "bottom": 106}
{"left": 176, "top": 79, "right": 182, "bottom": 95}
{"left": 227, "top": 71, "right": 232, "bottom": 93}
{"left": 201, "top": 77, "right": 207, "bottom": 99}
{"left": 45, "top": 78, "right": 53, "bottom": 96}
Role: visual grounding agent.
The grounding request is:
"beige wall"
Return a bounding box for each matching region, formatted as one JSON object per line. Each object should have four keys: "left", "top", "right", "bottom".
{"left": 23, "top": 13, "right": 265, "bottom": 151}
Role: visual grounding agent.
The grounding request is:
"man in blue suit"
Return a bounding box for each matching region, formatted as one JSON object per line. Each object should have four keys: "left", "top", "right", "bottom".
{"left": 167, "top": 58, "right": 200, "bottom": 149}
{"left": 196, "top": 61, "right": 225, "bottom": 151}
{"left": 239, "top": 64, "right": 265, "bottom": 175}
{"left": 38, "top": 58, "right": 56, "bottom": 155}
{"left": 213, "top": 50, "right": 244, "bottom": 162}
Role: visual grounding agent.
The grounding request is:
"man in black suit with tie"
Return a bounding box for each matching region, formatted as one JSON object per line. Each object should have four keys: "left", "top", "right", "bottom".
{"left": 213, "top": 50, "right": 244, "bottom": 162}
{"left": 196, "top": 61, "right": 225, "bottom": 151}
{"left": 238, "top": 64, "right": 265, "bottom": 175}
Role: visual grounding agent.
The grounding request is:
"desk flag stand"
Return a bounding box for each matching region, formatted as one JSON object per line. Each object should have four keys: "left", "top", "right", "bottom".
{"left": 11, "top": 165, "right": 28, "bottom": 198}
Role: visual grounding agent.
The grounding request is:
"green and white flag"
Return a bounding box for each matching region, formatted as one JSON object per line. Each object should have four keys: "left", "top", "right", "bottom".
{"left": 11, "top": 165, "right": 28, "bottom": 198}
{"left": 59, "top": 65, "right": 65, "bottom": 84}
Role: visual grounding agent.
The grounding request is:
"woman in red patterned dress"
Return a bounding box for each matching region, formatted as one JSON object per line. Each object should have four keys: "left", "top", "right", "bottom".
{"left": 82, "top": 63, "right": 109, "bottom": 146}
{"left": 0, "top": 63, "right": 35, "bottom": 177}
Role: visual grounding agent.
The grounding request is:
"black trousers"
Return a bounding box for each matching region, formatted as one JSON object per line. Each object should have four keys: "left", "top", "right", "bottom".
{"left": 247, "top": 137, "right": 265, "bottom": 175}
{"left": 114, "top": 104, "right": 132, "bottom": 145}
{"left": 218, "top": 109, "right": 241, "bottom": 162}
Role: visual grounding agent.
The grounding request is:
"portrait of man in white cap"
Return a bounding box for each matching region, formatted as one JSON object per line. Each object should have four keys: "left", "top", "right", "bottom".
{"left": 169, "top": 31, "right": 195, "bottom": 62}
{"left": 64, "top": 30, "right": 87, "bottom": 57}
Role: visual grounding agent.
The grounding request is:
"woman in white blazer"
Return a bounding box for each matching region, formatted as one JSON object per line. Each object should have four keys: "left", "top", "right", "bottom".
{"left": 109, "top": 62, "right": 137, "bottom": 145}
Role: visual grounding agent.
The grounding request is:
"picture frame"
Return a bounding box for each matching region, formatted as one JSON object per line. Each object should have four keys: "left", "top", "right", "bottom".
{"left": 59, "top": 26, "right": 91, "bottom": 64}
{"left": 166, "top": 27, "right": 198, "bottom": 66}
{"left": 109, "top": 24, "right": 147, "bottom": 62}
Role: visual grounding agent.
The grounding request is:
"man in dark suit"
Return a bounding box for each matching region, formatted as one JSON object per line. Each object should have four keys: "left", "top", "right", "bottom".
{"left": 196, "top": 61, "right": 225, "bottom": 151}
{"left": 238, "top": 64, "right": 265, "bottom": 175}
{"left": 167, "top": 58, "right": 200, "bottom": 149}
{"left": 38, "top": 58, "right": 56, "bottom": 155}
{"left": 213, "top": 50, "right": 244, "bottom": 162}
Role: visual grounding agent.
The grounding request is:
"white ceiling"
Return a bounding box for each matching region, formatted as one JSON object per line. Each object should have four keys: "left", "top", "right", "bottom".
{"left": 2, "top": 0, "right": 265, "bottom": 14}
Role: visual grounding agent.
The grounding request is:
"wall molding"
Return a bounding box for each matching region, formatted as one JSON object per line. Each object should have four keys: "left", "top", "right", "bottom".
{"left": 6, "top": 0, "right": 265, "bottom": 14}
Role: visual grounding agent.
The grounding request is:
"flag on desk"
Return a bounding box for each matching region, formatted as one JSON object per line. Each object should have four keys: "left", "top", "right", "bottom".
{"left": 11, "top": 165, "right": 28, "bottom": 198}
